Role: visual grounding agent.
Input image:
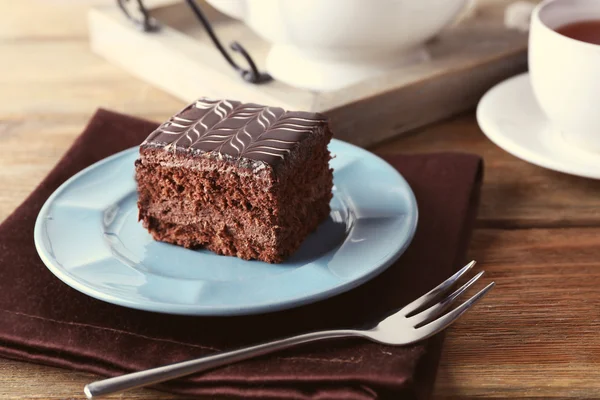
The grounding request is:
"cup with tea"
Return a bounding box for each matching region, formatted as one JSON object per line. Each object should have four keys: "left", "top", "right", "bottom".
{"left": 529, "top": 0, "right": 600, "bottom": 153}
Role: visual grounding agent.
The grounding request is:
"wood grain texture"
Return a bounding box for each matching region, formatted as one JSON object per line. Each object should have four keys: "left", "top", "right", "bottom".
{"left": 374, "top": 116, "right": 600, "bottom": 228}
{"left": 2, "top": 1, "right": 600, "bottom": 399}
{"left": 435, "top": 228, "right": 600, "bottom": 399}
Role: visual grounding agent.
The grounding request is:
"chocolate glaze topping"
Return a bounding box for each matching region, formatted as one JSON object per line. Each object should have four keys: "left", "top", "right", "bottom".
{"left": 143, "top": 98, "right": 327, "bottom": 165}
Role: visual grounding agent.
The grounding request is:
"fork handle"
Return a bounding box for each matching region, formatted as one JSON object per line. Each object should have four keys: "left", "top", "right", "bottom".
{"left": 84, "top": 329, "right": 360, "bottom": 398}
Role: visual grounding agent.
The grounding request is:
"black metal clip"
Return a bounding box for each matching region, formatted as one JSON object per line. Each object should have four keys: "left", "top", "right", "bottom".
{"left": 117, "top": 0, "right": 159, "bottom": 32}
{"left": 116, "top": 0, "right": 272, "bottom": 84}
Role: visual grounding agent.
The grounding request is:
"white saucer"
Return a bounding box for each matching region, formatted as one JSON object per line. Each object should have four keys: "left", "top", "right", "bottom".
{"left": 477, "top": 73, "right": 600, "bottom": 180}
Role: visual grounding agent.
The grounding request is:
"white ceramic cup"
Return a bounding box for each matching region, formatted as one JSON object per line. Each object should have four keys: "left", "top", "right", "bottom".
{"left": 205, "top": 0, "right": 470, "bottom": 92}
{"left": 529, "top": 0, "right": 600, "bottom": 153}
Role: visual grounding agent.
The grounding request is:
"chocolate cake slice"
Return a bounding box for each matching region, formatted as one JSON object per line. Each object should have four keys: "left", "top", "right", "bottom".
{"left": 135, "top": 98, "right": 333, "bottom": 263}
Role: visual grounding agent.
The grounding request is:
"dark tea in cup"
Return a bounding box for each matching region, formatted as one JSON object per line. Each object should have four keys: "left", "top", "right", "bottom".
{"left": 529, "top": 0, "right": 600, "bottom": 152}
{"left": 555, "top": 20, "right": 600, "bottom": 45}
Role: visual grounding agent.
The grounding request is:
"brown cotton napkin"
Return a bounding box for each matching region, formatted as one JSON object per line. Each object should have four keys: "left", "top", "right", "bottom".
{"left": 0, "top": 109, "right": 482, "bottom": 400}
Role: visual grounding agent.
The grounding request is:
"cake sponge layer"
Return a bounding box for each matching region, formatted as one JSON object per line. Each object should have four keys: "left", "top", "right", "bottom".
{"left": 135, "top": 98, "right": 333, "bottom": 263}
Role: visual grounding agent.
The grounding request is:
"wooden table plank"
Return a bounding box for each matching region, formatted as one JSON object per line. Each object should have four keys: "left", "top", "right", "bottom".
{"left": 2, "top": 1, "right": 600, "bottom": 399}
{"left": 375, "top": 117, "right": 600, "bottom": 228}
{"left": 0, "top": 359, "right": 174, "bottom": 399}
{"left": 435, "top": 227, "right": 600, "bottom": 399}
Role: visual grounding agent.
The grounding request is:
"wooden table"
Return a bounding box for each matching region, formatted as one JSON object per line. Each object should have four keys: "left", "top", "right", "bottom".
{"left": 2, "top": 1, "right": 600, "bottom": 399}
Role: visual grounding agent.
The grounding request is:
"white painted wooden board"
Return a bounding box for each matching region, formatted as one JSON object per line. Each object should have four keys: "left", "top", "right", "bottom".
{"left": 89, "top": 0, "right": 528, "bottom": 147}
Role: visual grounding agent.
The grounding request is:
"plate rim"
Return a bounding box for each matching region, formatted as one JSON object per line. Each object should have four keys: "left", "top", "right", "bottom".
{"left": 34, "top": 139, "right": 418, "bottom": 315}
{"left": 477, "top": 72, "right": 600, "bottom": 180}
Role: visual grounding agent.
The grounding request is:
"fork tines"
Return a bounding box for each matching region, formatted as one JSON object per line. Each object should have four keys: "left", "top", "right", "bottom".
{"left": 403, "top": 261, "right": 495, "bottom": 338}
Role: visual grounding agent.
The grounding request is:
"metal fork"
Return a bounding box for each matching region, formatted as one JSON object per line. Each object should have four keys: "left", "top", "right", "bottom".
{"left": 85, "top": 261, "right": 494, "bottom": 399}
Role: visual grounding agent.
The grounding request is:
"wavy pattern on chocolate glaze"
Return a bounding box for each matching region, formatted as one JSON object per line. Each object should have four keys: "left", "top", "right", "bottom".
{"left": 143, "top": 98, "right": 327, "bottom": 165}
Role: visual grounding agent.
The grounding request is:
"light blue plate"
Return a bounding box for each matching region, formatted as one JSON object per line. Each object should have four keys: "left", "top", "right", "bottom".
{"left": 34, "top": 140, "right": 418, "bottom": 316}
